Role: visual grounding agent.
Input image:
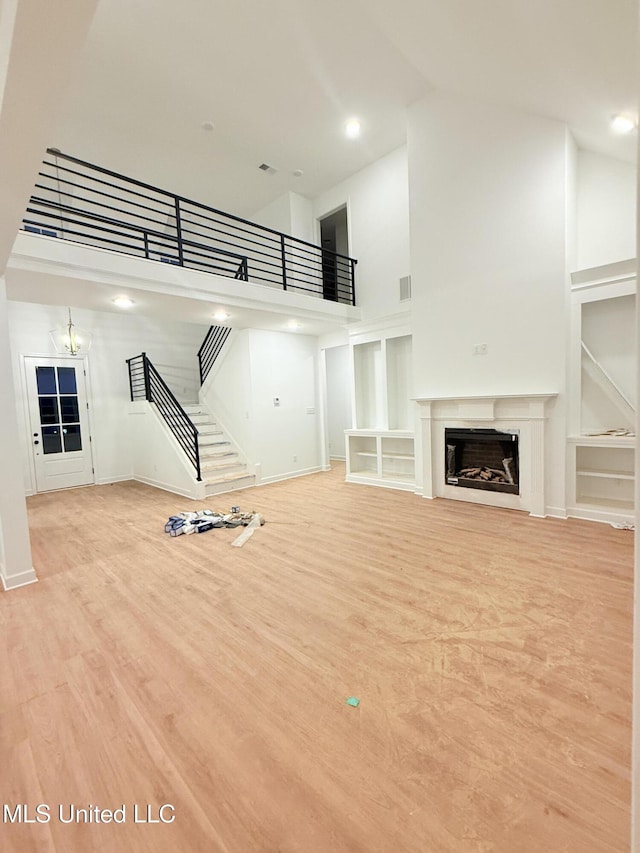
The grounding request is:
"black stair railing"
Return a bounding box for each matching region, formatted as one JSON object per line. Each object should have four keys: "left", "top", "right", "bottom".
{"left": 23, "top": 148, "right": 357, "bottom": 305}
{"left": 126, "top": 352, "right": 201, "bottom": 481}
{"left": 198, "top": 325, "right": 232, "bottom": 385}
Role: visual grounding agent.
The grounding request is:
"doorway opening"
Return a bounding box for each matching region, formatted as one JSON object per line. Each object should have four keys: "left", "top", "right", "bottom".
{"left": 24, "top": 356, "right": 94, "bottom": 493}
{"left": 319, "top": 206, "right": 349, "bottom": 302}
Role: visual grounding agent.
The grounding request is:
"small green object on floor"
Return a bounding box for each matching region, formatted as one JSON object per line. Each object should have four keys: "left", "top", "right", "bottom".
{"left": 346, "top": 696, "right": 360, "bottom": 707}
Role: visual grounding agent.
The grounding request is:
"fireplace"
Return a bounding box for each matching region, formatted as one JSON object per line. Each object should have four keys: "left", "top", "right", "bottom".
{"left": 414, "top": 394, "right": 557, "bottom": 517}
{"left": 445, "top": 428, "right": 519, "bottom": 495}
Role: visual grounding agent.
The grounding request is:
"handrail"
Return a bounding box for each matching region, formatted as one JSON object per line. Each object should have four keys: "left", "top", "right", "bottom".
{"left": 126, "top": 352, "right": 201, "bottom": 481}
{"left": 23, "top": 148, "right": 358, "bottom": 305}
{"left": 198, "top": 325, "right": 232, "bottom": 385}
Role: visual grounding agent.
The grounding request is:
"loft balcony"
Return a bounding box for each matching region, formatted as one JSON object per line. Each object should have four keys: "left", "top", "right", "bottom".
{"left": 20, "top": 149, "right": 358, "bottom": 307}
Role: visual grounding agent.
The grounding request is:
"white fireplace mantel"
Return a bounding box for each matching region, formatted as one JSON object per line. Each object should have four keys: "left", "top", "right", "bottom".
{"left": 414, "top": 394, "right": 558, "bottom": 517}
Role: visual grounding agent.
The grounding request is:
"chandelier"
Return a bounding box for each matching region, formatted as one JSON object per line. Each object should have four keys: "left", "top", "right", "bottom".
{"left": 49, "top": 308, "right": 92, "bottom": 356}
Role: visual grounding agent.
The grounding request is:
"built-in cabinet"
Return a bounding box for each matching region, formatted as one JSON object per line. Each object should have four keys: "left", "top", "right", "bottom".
{"left": 567, "top": 260, "right": 636, "bottom": 523}
{"left": 346, "top": 320, "right": 415, "bottom": 490}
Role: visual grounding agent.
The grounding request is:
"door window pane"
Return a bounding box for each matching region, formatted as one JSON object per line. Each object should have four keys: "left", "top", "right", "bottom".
{"left": 60, "top": 396, "right": 79, "bottom": 423}
{"left": 39, "top": 397, "right": 60, "bottom": 425}
{"left": 62, "top": 424, "right": 82, "bottom": 452}
{"left": 36, "top": 366, "right": 57, "bottom": 395}
{"left": 57, "top": 367, "right": 77, "bottom": 394}
{"left": 42, "top": 426, "right": 62, "bottom": 454}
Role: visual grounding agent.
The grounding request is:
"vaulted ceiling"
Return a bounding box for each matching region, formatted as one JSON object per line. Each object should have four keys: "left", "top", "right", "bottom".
{"left": 51, "top": 0, "right": 638, "bottom": 218}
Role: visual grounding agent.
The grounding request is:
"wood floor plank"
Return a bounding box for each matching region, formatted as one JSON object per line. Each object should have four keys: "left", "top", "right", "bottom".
{"left": 0, "top": 464, "right": 632, "bottom": 852}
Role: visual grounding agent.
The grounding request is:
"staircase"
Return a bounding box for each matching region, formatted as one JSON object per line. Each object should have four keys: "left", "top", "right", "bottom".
{"left": 183, "top": 403, "right": 255, "bottom": 496}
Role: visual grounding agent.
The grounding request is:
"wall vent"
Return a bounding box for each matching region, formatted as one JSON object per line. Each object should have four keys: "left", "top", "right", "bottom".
{"left": 258, "top": 162, "right": 278, "bottom": 175}
{"left": 399, "top": 275, "right": 412, "bottom": 301}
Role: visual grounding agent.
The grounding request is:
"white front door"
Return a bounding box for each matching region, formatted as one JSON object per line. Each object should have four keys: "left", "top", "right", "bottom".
{"left": 25, "top": 357, "right": 94, "bottom": 493}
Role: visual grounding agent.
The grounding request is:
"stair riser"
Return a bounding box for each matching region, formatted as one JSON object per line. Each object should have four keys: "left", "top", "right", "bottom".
{"left": 197, "top": 436, "right": 224, "bottom": 446}
{"left": 204, "top": 466, "right": 246, "bottom": 477}
{"left": 204, "top": 478, "right": 256, "bottom": 496}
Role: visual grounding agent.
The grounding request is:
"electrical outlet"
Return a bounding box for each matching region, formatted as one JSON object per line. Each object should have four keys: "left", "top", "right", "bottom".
{"left": 473, "top": 343, "right": 488, "bottom": 355}
{"left": 293, "top": 455, "right": 297, "bottom": 462}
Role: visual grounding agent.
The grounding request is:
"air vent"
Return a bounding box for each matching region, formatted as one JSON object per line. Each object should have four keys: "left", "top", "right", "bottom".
{"left": 258, "top": 162, "right": 278, "bottom": 175}
{"left": 399, "top": 275, "right": 412, "bottom": 301}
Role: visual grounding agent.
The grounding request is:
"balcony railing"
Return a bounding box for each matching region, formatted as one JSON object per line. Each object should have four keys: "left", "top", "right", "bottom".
{"left": 22, "top": 149, "right": 357, "bottom": 305}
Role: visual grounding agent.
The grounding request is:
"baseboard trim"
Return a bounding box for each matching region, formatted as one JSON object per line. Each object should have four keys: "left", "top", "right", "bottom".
{"left": 545, "top": 506, "right": 568, "bottom": 519}
{"left": 96, "top": 475, "right": 134, "bottom": 486}
{"left": 133, "top": 475, "right": 201, "bottom": 501}
{"left": 259, "top": 466, "right": 323, "bottom": 486}
{"left": 1, "top": 566, "right": 38, "bottom": 591}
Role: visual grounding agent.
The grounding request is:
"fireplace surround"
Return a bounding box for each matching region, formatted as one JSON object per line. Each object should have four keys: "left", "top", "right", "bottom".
{"left": 414, "top": 394, "right": 556, "bottom": 517}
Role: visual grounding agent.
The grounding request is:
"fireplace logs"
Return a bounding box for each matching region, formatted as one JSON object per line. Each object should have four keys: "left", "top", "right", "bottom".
{"left": 445, "top": 429, "right": 519, "bottom": 495}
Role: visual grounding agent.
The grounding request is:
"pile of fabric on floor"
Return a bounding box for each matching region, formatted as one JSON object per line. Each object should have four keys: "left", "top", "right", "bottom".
{"left": 165, "top": 509, "right": 265, "bottom": 536}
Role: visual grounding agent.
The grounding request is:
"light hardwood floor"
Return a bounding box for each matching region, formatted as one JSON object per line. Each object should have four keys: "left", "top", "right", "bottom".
{"left": 0, "top": 464, "right": 632, "bottom": 852}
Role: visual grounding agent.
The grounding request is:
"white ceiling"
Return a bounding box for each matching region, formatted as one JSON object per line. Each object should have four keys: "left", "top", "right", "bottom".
{"left": 51, "top": 0, "right": 638, "bottom": 221}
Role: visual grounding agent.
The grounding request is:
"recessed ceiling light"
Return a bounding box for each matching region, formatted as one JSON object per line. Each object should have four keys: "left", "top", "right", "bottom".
{"left": 201, "top": 121, "right": 215, "bottom": 132}
{"left": 287, "top": 320, "right": 301, "bottom": 330}
{"left": 113, "top": 296, "right": 134, "bottom": 308}
{"left": 611, "top": 114, "right": 636, "bottom": 133}
{"left": 213, "top": 310, "right": 229, "bottom": 322}
{"left": 345, "top": 118, "right": 361, "bottom": 139}
{"left": 292, "top": 169, "right": 304, "bottom": 178}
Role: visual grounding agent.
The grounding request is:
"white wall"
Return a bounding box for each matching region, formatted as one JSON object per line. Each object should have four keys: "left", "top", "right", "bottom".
{"left": 408, "top": 93, "right": 568, "bottom": 395}
{"left": 128, "top": 402, "right": 201, "bottom": 499}
{"left": 249, "top": 330, "right": 320, "bottom": 481}
{"left": 251, "top": 193, "right": 293, "bottom": 235}
{"left": 251, "top": 191, "right": 315, "bottom": 245}
{"left": 324, "top": 345, "right": 350, "bottom": 459}
{"left": 202, "top": 328, "right": 322, "bottom": 483}
{"left": 312, "top": 146, "right": 410, "bottom": 320}
{"left": 0, "top": 280, "right": 35, "bottom": 588}
{"left": 576, "top": 150, "right": 636, "bottom": 271}
{"left": 289, "top": 192, "right": 315, "bottom": 245}
{"left": 407, "top": 92, "right": 570, "bottom": 511}
{"left": 7, "top": 301, "right": 207, "bottom": 491}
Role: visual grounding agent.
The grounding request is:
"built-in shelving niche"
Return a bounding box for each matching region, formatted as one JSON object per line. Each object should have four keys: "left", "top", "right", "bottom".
{"left": 347, "top": 329, "right": 415, "bottom": 491}
{"left": 568, "top": 260, "right": 636, "bottom": 524}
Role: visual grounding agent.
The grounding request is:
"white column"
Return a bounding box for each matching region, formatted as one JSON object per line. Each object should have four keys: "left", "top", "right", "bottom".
{"left": 416, "top": 400, "right": 434, "bottom": 499}
{"left": 527, "top": 416, "right": 547, "bottom": 518}
{"left": 0, "top": 278, "right": 36, "bottom": 589}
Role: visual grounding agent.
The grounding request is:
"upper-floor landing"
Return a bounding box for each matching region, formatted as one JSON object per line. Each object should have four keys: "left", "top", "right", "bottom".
{"left": 8, "top": 150, "right": 361, "bottom": 334}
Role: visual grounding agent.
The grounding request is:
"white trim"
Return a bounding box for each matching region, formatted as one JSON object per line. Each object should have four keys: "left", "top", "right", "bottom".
{"left": 95, "top": 475, "right": 133, "bottom": 486}
{"left": 133, "top": 475, "right": 204, "bottom": 501}
{"left": 345, "top": 473, "right": 415, "bottom": 492}
{"left": 545, "top": 506, "right": 568, "bottom": 519}
{"left": 567, "top": 505, "right": 635, "bottom": 525}
{"left": 1, "top": 566, "right": 38, "bottom": 591}
{"left": 258, "top": 465, "right": 323, "bottom": 485}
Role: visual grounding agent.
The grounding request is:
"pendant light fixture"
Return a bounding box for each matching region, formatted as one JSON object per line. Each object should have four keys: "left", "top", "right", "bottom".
{"left": 49, "top": 308, "right": 92, "bottom": 356}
